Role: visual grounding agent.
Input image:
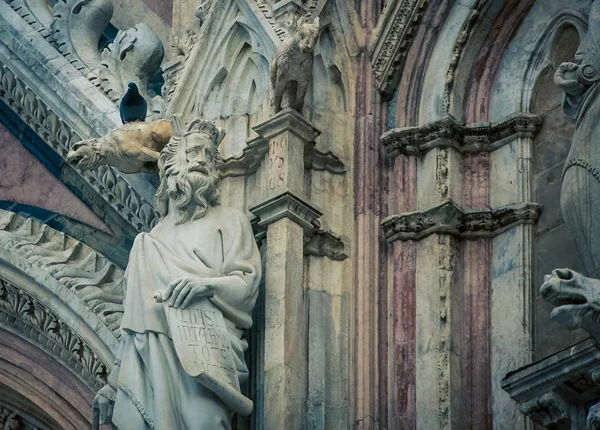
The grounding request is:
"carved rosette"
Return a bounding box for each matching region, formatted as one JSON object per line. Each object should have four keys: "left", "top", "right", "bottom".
{"left": 382, "top": 199, "right": 542, "bottom": 242}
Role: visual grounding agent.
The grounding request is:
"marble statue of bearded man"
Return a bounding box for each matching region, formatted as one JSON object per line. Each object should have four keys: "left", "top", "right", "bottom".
{"left": 93, "top": 116, "right": 261, "bottom": 429}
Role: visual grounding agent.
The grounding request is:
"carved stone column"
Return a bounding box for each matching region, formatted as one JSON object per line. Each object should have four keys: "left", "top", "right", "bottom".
{"left": 381, "top": 113, "right": 542, "bottom": 429}
{"left": 249, "top": 108, "right": 321, "bottom": 429}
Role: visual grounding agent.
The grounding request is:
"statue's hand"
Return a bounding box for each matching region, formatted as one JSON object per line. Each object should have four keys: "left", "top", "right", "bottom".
{"left": 554, "top": 62, "right": 588, "bottom": 95}
{"left": 92, "top": 385, "right": 116, "bottom": 430}
{"left": 161, "top": 277, "right": 216, "bottom": 309}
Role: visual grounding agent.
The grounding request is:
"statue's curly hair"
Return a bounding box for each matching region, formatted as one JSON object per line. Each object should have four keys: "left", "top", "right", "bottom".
{"left": 155, "top": 116, "right": 225, "bottom": 224}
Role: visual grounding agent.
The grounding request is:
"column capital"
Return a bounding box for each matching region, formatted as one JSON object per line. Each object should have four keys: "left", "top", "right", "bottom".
{"left": 249, "top": 191, "right": 322, "bottom": 234}
{"left": 253, "top": 108, "right": 321, "bottom": 144}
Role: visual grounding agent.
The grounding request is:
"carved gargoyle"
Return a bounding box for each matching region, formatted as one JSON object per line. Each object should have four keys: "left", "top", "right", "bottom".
{"left": 541, "top": 269, "right": 600, "bottom": 341}
{"left": 270, "top": 16, "right": 320, "bottom": 115}
{"left": 67, "top": 120, "right": 172, "bottom": 174}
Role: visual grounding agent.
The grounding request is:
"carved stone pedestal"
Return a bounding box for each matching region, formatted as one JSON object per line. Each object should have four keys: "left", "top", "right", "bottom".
{"left": 249, "top": 109, "right": 321, "bottom": 429}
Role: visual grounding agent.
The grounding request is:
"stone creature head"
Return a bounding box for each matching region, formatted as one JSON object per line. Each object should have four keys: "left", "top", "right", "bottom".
{"left": 156, "top": 115, "right": 225, "bottom": 224}
{"left": 67, "top": 120, "right": 172, "bottom": 174}
{"left": 293, "top": 16, "right": 320, "bottom": 53}
{"left": 68, "top": 138, "right": 107, "bottom": 171}
{"left": 541, "top": 268, "right": 600, "bottom": 339}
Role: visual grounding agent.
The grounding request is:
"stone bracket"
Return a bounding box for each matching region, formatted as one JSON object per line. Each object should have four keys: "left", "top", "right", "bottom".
{"left": 250, "top": 204, "right": 348, "bottom": 261}
{"left": 369, "top": 0, "right": 429, "bottom": 98}
{"left": 221, "top": 137, "right": 269, "bottom": 178}
{"left": 382, "top": 199, "right": 541, "bottom": 242}
{"left": 380, "top": 112, "right": 543, "bottom": 158}
{"left": 304, "top": 228, "right": 349, "bottom": 261}
{"left": 518, "top": 392, "right": 571, "bottom": 427}
{"left": 304, "top": 148, "right": 347, "bottom": 174}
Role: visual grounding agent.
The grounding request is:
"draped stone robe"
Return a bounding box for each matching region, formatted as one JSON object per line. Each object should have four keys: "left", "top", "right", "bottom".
{"left": 561, "top": 80, "right": 600, "bottom": 278}
{"left": 111, "top": 204, "right": 261, "bottom": 429}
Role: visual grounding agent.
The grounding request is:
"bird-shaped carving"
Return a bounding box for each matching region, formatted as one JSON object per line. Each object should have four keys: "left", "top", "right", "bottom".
{"left": 119, "top": 82, "right": 147, "bottom": 123}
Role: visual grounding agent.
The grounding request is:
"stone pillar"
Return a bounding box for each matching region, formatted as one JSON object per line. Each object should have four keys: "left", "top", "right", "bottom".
{"left": 249, "top": 108, "right": 321, "bottom": 429}
{"left": 414, "top": 146, "right": 465, "bottom": 430}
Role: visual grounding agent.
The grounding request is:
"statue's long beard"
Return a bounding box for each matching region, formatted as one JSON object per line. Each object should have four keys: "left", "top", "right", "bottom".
{"left": 157, "top": 166, "right": 220, "bottom": 224}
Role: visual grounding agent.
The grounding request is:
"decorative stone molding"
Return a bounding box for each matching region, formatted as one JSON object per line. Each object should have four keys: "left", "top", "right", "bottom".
{"left": 0, "top": 209, "right": 125, "bottom": 336}
{"left": 0, "top": 63, "right": 157, "bottom": 232}
{"left": 369, "top": 0, "right": 429, "bottom": 97}
{"left": 250, "top": 191, "right": 322, "bottom": 233}
{"left": 50, "top": 0, "right": 114, "bottom": 73}
{"left": 442, "top": 1, "right": 485, "bottom": 114}
{"left": 382, "top": 199, "right": 541, "bottom": 242}
{"left": 7, "top": 0, "right": 53, "bottom": 39}
{"left": 502, "top": 338, "right": 600, "bottom": 429}
{"left": 381, "top": 113, "right": 543, "bottom": 158}
{"left": 0, "top": 278, "right": 109, "bottom": 390}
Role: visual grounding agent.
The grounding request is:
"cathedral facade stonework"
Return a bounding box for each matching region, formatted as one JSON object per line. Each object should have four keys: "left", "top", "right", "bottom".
{"left": 1, "top": 0, "right": 600, "bottom": 429}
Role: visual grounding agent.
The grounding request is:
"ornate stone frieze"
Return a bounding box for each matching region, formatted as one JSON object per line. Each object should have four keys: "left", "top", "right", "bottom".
{"left": 0, "top": 209, "right": 125, "bottom": 336}
{"left": 0, "top": 63, "right": 157, "bottom": 232}
{"left": 380, "top": 113, "right": 542, "bottom": 158}
{"left": 502, "top": 338, "right": 600, "bottom": 429}
{"left": 0, "top": 278, "right": 109, "bottom": 390}
{"left": 381, "top": 199, "right": 541, "bottom": 242}
{"left": 369, "top": 0, "right": 429, "bottom": 97}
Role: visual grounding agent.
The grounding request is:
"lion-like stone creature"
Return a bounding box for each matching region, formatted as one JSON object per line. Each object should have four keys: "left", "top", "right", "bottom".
{"left": 541, "top": 268, "right": 600, "bottom": 341}
{"left": 270, "top": 16, "right": 320, "bottom": 114}
{"left": 67, "top": 120, "right": 173, "bottom": 174}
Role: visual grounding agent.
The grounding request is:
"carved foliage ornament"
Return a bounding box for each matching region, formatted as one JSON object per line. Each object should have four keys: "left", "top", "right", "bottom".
{"left": 382, "top": 199, "right": 541, "bottom": 242}
{"left": 0, "top": 278, "right": 109, "bottom": 390}
{"left": 381, "top": 113, "right": 543, "bottom": 157}
{"left": 370, "top": 0, "right": 429, "bottom": 97}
